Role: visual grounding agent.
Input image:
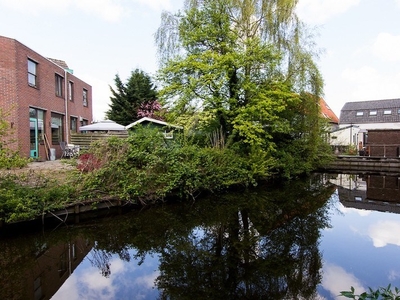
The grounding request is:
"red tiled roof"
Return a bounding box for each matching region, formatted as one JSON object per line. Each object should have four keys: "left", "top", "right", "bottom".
{"left": 320, "top": 98, "right": 339, "bottom": 124}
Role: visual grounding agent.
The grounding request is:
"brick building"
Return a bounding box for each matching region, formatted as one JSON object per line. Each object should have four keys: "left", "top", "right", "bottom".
{"left": 0, "top": 35, "right": 92, "bottom": 160}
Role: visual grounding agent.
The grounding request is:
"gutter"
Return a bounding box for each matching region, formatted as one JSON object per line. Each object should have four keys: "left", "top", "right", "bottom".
{"left": 64, "top": 69, "right": 69, "bottom": 143}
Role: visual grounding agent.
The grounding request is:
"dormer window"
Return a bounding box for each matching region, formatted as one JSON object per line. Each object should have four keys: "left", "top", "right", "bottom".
{"left": 384, "top": 110, "right": 391, "bottom": 115}
{"left": 356, "top": 111, "right": 363, "bottom": 116}
{"left": 369, "top": 111, "right": 377, "bottom": 116}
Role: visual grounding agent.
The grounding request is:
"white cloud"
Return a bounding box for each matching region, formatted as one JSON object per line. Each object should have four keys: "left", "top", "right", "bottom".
{"left": 135, "top": 271, "right": 160, "bottom": 288}
{"left": 369, "top": 220, "right": 400, "bottom": 247}
{"left": 297, "top": 0, "right": 360, "bottom": 24}
{"left": 337, "top": 202, "right": 371, "bottom": 216}
{"left": 75, "top": 0, "right": 126, "bottom": 22}
{"left": 388, "top": 270, "right": 400, "bottom": 281}
{"left": 134, "top": 0, "right": 172, "bottom": 11}
{"left": 0, "top": 0, "right": 173, "bottom": 20}
{"left": 341, "top": 66, "right": 400, "bottom": 101}
{"left": 53, "top": 275, "right": 81, "bottom": 300}
{"left": 0, "top": 0, "right": 69, "bottom": 14}
{"left": 321, "top": 262, "right": 365, "bottom": 298}
{"left": 0, "top": 0, "right": 125, "bottom": 22}
{"left": 373, "top": 33, "right": 400, "bottom": 62}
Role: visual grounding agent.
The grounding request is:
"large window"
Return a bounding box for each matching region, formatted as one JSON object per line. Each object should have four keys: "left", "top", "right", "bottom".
{"left": 55, "top": 74, "right": 63, "bottom": 97}
{"left": 51, "top": 113, "right": 63, "bottom": 144}
{"left": 68, "top": 81, "right": 74, "bottom": 101}
{"left": 28, "top": 59, "right": 37, "bottom": 87}
{"left": 29, "top": 107, "right": 45, "bottom": 142}
{"left": 83, "top": 88, "right": 88, "bottom": 107}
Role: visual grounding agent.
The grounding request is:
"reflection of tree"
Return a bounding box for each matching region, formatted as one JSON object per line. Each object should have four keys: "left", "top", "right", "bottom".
{"left": 155, "top": 177, "right": 333, "bottom": 299}
{"left": 87, "top": 246, "right": 113, "bottom": 278}
{"left": 0, "top": 175, "right": 334, "bottom": 298}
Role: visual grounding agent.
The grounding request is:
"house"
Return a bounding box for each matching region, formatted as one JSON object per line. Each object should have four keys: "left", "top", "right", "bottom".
{"left": 0, "top": 35, "right": 92, "bottom": 160}
{"left": 320, "top": 97, "right": 339, "bottom": 131}
{"left": 333, "top": 98, "right": 400, "bottom": 155}
{"left": 126, "top": 117, "right": 182, "bottom": 139}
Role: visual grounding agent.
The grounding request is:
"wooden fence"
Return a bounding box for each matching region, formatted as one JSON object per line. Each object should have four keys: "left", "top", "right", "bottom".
{"left": 70, "top": 132, "right": 129, "bottom": 150}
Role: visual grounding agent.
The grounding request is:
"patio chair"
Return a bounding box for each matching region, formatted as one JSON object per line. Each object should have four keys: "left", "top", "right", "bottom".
{"left": 60, "top": 141, "right": 70, "bottom": 158}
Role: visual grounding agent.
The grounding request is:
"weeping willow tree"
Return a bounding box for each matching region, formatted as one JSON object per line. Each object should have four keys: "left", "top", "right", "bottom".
{"left": 155, "top": 0, "right": 331, "bottom": 178}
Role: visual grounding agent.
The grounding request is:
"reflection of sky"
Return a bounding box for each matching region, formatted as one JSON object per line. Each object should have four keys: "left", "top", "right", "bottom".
{"left": 51, "top": 251, "right": 160, "bottom": 300}
{"left": 318, "top": 193, "right": 400, "bottom": 299}
{"left": 49, "top": 188, "right": 400, "bottom": 300}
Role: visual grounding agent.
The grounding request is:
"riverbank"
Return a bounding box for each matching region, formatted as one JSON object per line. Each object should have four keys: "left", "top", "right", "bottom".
{"left": 321, "top": 155, "right": 400, "bottom": 174}
{"left": 0, "top": 159, "right": 75, "bottom": 184}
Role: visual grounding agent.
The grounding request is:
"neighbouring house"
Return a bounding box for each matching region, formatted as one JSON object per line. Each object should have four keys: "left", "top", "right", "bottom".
{"left": 320, "top": 97, "right": 339, "bottom": 132}
{"left": 126, "top": 117, "right": 182, "bottom": 139}
{"left": 331, "top": 98, "right": 400, "bottom": 155}
{"left": 0, "top": 35, "right": 92, "bottom": 160}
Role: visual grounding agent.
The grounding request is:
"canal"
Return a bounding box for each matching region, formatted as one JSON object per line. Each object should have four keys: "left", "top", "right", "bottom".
{"left": 1, "top": 173, "right": 400, "bottom": 299}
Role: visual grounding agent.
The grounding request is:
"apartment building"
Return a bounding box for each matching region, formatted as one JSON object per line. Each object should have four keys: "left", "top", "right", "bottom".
{"left": 0, "top": 35, "right": 92, "bottom": 159}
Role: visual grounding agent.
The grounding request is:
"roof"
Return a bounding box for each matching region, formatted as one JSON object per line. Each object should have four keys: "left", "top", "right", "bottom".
{"left": 320, "top": 98, "right": 339, "bottom": 124}
{"left": 47, "top": 58, "right": 69, "bottom": 69}
{"left": 126, "top": 117, "right": 182, "bottom": 129}
{"left": 340, "top": 98, "right": 400, "bottom": 124}
{"left": 79, "top": 120, "right": 126, "bottom": 131}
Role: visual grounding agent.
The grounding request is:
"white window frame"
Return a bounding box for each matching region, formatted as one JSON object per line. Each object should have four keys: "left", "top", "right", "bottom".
{"left": 28, "top": 59, "right": 37, "bottom": 87}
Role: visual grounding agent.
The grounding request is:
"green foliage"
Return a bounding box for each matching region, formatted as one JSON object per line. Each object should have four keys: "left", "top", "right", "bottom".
{"left": 340, "top": 285, "right": 400, "bottom": 300}
{"left": 0, "top": 174, "right": 76, "bottom": 223}
{"left": 75, "top": 127, "right": 258, "bottom": 204}
{"left": 156, "top": 0, "right": 331, "bottom": 179}
{"left": 106, "top": 69, "right": 158, "bottom": 126}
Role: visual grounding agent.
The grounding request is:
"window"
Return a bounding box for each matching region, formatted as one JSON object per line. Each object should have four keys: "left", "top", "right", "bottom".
{"left": 28, "top": 59, "right": 37, "bottom": 86}
{"left": 70, "top": 116, "right": 77, "bottom": 133}
{"left": 369, "top": 111, "right": 377, "bottom": 116}
{"left": 55, "top": 74, "right": 63, "bottom": 97}
{"left": 81, "top": 118, "right": 88, "bottom": 126}
{"left": 68, "top": 81, "right": 74, "bottom": 101}
{"left": 59, "top": 251, "right": 67, "bottom": 277}
{"left": 83, "top": 89, "right": 88, "bottom": 107}
{"left": 51, "top": 113, "right": 63, "bottom": 144}
{"left": 356, "top": 111, "right": 363, "bottom": 116}
{"left": 384, "top": 110, "right": 392, "bottom": 115}
{"left": 29, "top": 108, "right": 45, "bottom": 142}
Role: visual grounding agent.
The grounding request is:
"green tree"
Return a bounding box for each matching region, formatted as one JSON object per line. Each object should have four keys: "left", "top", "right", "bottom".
{"left": 155, "top": 0, "right": 329, "bottom": 177}
{"left": 106, "top": 69, "right": 158, "bottom": 126}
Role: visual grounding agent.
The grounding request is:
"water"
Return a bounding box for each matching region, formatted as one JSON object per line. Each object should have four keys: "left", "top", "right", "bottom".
{"left": 1, "top": 173, "right": 400, "bottom": 299}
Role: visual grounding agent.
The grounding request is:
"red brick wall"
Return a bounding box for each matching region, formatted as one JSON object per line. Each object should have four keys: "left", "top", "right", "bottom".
{"left": 0, "top": 36, "right": 92, "bottom": 158}
{"left": 0, "top": 37, "right": 19, "bottom": 151}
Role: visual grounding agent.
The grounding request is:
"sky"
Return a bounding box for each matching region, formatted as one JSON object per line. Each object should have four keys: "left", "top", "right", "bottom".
{"left": 1, "top": 0, "right": 400, "bottom": 121}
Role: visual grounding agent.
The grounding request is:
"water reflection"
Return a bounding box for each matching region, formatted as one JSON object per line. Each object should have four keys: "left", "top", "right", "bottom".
{"left": 329, "top": 173, "right": 400, "bottom": 213}
{"left": 0, "top": 233, "right": 93, "bottom": 300}
{"left": 0, "top": 174, "right": 365, "bottom": 299}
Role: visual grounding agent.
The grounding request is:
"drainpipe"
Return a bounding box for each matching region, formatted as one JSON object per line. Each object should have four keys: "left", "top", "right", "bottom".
{"left": 64, "top": 69, "right": 69, "bottom": 143}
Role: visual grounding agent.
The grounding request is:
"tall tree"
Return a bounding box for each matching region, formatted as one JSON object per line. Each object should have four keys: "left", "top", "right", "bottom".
{"left": 106, "top": 69, "right": 158, "bottom": 126}
{"left": 155, "top": 0, "right": 329, "bottom": 177}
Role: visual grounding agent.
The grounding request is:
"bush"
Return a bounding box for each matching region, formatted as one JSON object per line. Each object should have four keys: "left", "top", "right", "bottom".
{"left": 74, "top": 128, "right": 256, "bottom": 204}
{"left": 340, "top": 285, "right": 400, "bottom": 300}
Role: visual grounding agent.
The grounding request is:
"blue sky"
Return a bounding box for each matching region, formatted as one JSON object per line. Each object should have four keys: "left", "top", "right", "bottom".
{"left": 1, "top": 0, "right": 400, "bottom": 121}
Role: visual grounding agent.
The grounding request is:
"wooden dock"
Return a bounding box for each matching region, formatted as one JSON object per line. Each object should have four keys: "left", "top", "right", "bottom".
{"left": 322, "top": 155, "right": 400, "bottom": 173}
